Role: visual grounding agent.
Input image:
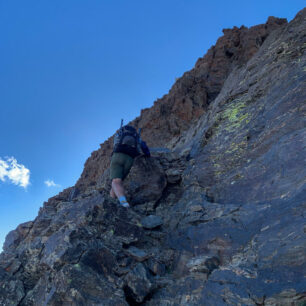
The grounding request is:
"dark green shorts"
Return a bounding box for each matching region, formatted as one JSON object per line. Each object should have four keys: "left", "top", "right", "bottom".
{"left": 110, "top": 152, "right": 134, "bottom": 180}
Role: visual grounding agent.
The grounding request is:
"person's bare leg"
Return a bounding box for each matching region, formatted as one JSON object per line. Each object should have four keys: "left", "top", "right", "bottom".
{"left": 110, "top": 187, "right": 116, "bottom": 199}
{"left": 112, "top": 178, "right": 129, "bottom": 207}
{"left": 111, "top": 178, "right": 125, "bottom": 198}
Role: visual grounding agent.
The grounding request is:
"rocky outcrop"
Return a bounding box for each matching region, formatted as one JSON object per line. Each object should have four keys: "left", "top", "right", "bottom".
{"left": 0, "top": 8, "right": 305, "bottom": 306}
{"left": 74, "top": 15, "right": 287, "bottom": 194}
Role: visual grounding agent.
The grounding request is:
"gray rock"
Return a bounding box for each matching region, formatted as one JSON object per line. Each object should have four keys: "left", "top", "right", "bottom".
{"left": 186, "top": 256, "right": 211, "bottom": 273}
{"left": 126, "top": 246, "right": 149, "bottom": 262}
{"left": 0, "top": 268, "right": 25, "bottom": 305}
{"left": 124, "top": 263, "right": 154, "bottom": 303}
{"left": 141, "top": 215, "right": 163, "bottom": 229}
{"left": 147, "top": 259, "right": 166, "bottom": 276}
{"left": 166, "top": 169, "right": 182, "bottom": 184}
{"left": 124, "top": 157, "right": 167, "bottom": 205}
{"left": 3, "top": 221, "right": 33, "bottom": 251}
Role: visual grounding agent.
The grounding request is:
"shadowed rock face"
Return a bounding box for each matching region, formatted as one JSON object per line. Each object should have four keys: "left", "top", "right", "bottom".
{"left": 1, "top": 8, "right": 305, "bottom": 306}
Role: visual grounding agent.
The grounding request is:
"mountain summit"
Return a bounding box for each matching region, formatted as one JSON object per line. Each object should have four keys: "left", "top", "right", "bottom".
{"left": 0, "top": 8, "right": 305, "bottom": 305}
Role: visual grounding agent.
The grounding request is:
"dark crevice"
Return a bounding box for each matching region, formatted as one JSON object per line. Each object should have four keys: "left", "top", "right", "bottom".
{"left": 248, "top": 292, "right": 266, "bottom": 306}
{"left": 205, "top": 256, "right": 221, "bottom": 277}
{"left": 188, "top": 219, "right": 210, "bottom": 226}
{"left": 123, "top": 285, "right": 158, "bottom": 306}
{"left": 16, "top": 276, "right": 28, "bottom": 306}
{"left": 12, "top": 262, "right": 24, "bottom": 277}
{"left": 205, "top": 194, "right": 215, "bottom": 203}
{"left": 154, "top": 182, "right": 183, "bottom": 210}
{"left": 225, "top": 49, "right": 234, "bottom": 58}
{"left": 124, "top": 285, "right": 140, "bottom": 305}
{"left": 207, "top": 91, "right": 219, "bottom": 104}
{"left": 17, "top": 292, "right": 27, "bottom": 306}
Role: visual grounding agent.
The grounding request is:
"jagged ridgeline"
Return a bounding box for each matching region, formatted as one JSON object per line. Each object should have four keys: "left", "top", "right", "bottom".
{"left": 1, "top": 8, "right": 305, "bottom": 306}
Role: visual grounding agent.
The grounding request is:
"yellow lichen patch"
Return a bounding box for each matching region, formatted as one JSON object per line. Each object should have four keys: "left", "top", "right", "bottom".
{"left": 225, "top": 140, "right": 248, "bottom": 155}
{"left": 208, "top": 95, "right": 253, "bottom": 178}
{"left": 220, "top": 96, "right": 251, "bottom": 133}
{"left": 212, "top": 161, "right": 223, "bottom": 178}
{"left": 210, "top": 138, "right": 248, "bottom": 179}
{"left": 221, "top": 96, "right": 252, "bottom": 133}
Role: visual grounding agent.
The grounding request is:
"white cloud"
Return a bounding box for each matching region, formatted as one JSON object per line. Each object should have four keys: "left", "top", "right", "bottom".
{"left": 0, "top": 157, "right": 30, "bottom": 188}
{"left": 44, "top": 179, "right": 61, "bottom": 188}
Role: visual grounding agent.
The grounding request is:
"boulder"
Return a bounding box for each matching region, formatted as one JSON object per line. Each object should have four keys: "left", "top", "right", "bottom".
{"left": 141, "top": 215, "right": 163, "bottom": 229}
{"left": 124, "top": 263, "right": 154, "bottom": 303}
{"left": 124, "top": 156, "right": 167, "bottom": 205}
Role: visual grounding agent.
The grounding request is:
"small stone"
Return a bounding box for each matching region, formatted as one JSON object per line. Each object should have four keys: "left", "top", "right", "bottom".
{"left": 148, "top": 231, "right": 165, "bottom": 239}
{"left": 114, "top": 267, "right": 130, "bottom": 276}
{"left": 186, "top": 256, "right": 220, "bottom": 274}
{"left": 165, "top": 169, "right": 182, "bottom": 184}
{"left": 147, "top": 259, "right": 166, "bottom": 276}
{"left": 164, "top": 152, "right": 179, "bottom": 162}
{"left": 126, "top": 246, "right": 149, "bottom": 262}
{"left": 189, "top": 205, "right": 203, "bottom": 212}
{"left": 141, "top": 215, "right": 163, "bottom": 229}
{"left": 187, "top": 256, "right": 210, "bottom": 273}
{"left": 180, "top": 148, "right": 191, "bottom": 159}
{"left": 167, "top": 193, "right": 176, "bottom": 202}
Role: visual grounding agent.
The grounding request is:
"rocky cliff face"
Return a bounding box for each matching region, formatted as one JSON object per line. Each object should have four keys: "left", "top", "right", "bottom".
{"left": 1, "top": 9, "right": 305, "bottom": 306}
{"left": 74, "top": 14, "right": 287, "bottom": 194}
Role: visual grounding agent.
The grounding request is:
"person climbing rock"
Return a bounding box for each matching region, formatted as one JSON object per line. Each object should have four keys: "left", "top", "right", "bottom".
{"left": 110, "top": 121, "right": 150, "bottom": 207}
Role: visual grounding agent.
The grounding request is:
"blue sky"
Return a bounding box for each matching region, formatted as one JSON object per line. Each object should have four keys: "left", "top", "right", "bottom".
{"left": 0, "top": 1, "right": 304, "bottom": 250}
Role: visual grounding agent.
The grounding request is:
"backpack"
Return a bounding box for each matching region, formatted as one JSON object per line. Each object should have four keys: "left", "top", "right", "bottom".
{"left": 113, "top": 125, "right": 140, "bottom": 151}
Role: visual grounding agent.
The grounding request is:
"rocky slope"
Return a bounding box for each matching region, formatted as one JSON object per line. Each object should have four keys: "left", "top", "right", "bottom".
{"left": 0, "top": 8, "right": 305, "bottom": 306}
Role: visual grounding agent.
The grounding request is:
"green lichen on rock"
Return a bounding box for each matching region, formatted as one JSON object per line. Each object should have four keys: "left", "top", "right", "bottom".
{"left": 212, "top": 160, "right": 223, "bottom": 178}
{"left": 209, "top": 95, "right": 252, "bottom": 178}
{"left": 73, "top": 264, "right": 81, "bottom": 270}
{"left": 211, "top": 138, "right": 248, "bottom": 179}
{"left": 225, "top": 139, "right": 248, "bottom": 156}
{"left": 221, "top": 95, "right": 252, "bottom": 133}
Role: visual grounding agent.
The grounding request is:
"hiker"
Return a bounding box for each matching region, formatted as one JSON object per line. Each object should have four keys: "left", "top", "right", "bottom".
{"left": 110, "top": 122, "right": 150, "bottom": 207}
